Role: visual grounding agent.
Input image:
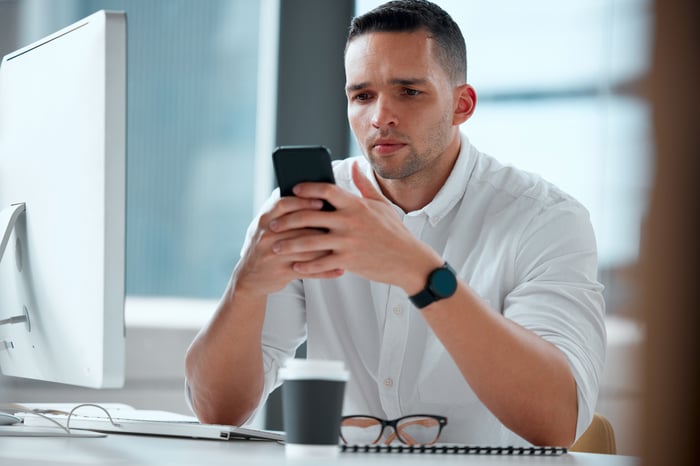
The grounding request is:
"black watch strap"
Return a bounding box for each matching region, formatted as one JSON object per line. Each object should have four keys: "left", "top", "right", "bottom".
{"left": 409, "top": 287, "right": 438, "bottom": 309}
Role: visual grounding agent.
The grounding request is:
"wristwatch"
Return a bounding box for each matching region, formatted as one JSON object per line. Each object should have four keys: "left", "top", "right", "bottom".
{"left": 409, "top": 262, "right": 458, "bottom": 309}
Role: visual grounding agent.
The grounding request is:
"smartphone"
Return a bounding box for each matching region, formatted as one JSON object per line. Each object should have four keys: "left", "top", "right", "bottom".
{"left": 272, "top": 145, "right": 336, "bottom": 211}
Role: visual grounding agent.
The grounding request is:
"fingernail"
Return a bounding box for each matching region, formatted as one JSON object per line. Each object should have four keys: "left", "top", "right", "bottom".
{"left": 269, "top": 220, "right": 278, "bottom": 231}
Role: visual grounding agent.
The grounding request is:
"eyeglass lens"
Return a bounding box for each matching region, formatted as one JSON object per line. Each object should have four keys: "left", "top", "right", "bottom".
{"left": 340, "top": 415, "right": 443, "bottom": 445}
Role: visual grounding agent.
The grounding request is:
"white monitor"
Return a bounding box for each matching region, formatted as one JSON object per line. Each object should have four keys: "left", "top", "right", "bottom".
{"left": 0, "top": 10, "right": 126, "bottom": 388}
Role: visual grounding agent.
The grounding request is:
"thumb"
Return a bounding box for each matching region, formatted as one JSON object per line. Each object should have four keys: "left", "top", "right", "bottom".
{"left": 352, "top": 161, "right": 384, "bottom": 201}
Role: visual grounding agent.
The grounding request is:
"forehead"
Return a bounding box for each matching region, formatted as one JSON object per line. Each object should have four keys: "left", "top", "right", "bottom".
{"left": 344, "top": 31, "right": 444, "bottom": 84}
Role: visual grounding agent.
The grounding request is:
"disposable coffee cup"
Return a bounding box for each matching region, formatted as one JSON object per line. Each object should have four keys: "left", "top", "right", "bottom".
{"left": 279, "top": 359, "right": 349, "bottom": 458}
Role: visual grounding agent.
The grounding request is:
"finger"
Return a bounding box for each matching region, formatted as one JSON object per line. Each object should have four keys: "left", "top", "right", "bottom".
{"left": 269, "top": 209, "right": 332, "bottom": 233}
{"left": 291, "top": 266, "right": 345, "bottom": 280}
{"left": 290, "top": 250, "right": 345, "bottom": 276}
{"left": 276, "top": 247, "right": 331, "bottom": 263}
{"left": 270, "top": 196, "right": 325, "bottom": 218}
{"left": 292, "top": 170, "right": 372, "bottom": 211}
{"left": 262, "top": 197, "right": 325, "bottom": 232}
{"left": 241, "top": 238, "right": 329, "bottom": 293}
{"left": 351, "top": 161, "right": 384, "bottom": 201}
{"left": 271, "top": 229, "right": 331, "bottom": 255}
{"left": 291, "top": 164, "right": 385, "bottom": 211}
{"left": 291, "top": 181, "right": 339, "bottom": 206}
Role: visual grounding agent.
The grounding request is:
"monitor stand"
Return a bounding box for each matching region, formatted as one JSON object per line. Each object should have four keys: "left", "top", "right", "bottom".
{"left": 0, "top": 202, "right": 30, "bottom": 338}
{"left": 0, "top": 202, "right": 25, "bottom": 263}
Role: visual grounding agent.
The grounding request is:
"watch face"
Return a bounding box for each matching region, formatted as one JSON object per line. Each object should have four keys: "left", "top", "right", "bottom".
{"left": 430, "top": 266, "right": 457, "bottom": 298}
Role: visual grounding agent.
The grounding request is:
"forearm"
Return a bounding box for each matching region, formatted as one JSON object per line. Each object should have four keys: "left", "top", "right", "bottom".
{"left": 420, "top": 284, "right": 578, "bottom": 447}
{"left": 185, "top": 284, "right": 267, "bottom": 426}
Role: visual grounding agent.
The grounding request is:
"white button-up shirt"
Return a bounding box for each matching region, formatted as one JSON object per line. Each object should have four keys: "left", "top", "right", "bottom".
{"left": 246, "top": 133, "right": 606, "bottom": 445}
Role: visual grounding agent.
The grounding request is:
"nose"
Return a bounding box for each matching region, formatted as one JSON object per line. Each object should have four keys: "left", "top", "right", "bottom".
{"left": 371, "top": 95, "right": 397, "bottom": 129}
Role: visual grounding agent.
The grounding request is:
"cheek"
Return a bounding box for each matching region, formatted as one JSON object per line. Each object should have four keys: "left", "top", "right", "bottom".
{"left": 347, "top": 106, "right": 366, "bottom": 134}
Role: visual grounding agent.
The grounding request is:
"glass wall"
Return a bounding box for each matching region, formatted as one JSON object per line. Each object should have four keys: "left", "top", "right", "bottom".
{"left": 355, "top": 0, "right": 652, "bottom": 314}
{"left": 12, "top": 0, "right": 261, "bottom": 298}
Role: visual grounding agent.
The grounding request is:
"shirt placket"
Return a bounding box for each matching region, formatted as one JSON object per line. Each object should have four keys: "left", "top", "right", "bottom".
{"left": 377, "top": 212, "right": 427, "bottom": 419}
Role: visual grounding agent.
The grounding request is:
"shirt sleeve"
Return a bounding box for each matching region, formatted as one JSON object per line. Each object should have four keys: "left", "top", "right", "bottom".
{"left": 252, "top": 280, "right": 308, "bottom": 421}
{"left": 503, "top": 199, "right": 607, "bottom": 441}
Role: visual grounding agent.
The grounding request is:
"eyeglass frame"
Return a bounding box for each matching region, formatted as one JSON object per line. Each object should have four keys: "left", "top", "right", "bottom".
{"left": 340, "top": 414, "right": 448, "bottom": 446}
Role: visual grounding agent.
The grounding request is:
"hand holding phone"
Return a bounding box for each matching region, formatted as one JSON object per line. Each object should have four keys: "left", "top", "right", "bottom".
{"left": 272, "top": 145, "right": 336, "bottom": 211}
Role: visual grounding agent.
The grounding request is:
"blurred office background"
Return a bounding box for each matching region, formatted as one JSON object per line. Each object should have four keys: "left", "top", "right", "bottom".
{"left": 0, "top": 0, "right": 648, "bottom": 455}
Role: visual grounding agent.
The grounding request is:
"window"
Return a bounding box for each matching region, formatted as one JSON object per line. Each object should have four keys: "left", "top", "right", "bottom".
{"left": 13, "top": 0, "right": 262, "bottom": 298}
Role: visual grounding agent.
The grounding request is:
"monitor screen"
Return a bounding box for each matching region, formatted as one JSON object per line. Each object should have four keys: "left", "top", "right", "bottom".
{"left": 0, "top": 10, "right": 126, "bottom": 388}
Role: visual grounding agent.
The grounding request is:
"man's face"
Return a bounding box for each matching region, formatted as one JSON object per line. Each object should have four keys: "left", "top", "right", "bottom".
{"left": 344, "top": 30, "right": 459, "bottom": 181}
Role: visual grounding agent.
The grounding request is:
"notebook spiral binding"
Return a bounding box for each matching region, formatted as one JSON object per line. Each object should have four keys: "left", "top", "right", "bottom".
{"left": 340, "top": 444, "right": 568, "bottom": 455}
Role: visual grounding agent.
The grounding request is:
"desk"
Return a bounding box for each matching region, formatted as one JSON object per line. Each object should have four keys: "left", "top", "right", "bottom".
{"left": 0, "top": 435, "right": 639, "bottom": 466}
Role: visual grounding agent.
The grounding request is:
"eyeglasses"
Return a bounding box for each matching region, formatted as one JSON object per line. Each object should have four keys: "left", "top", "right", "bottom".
{"left": 340, "top": 414, "right": 447, "bottom": 446}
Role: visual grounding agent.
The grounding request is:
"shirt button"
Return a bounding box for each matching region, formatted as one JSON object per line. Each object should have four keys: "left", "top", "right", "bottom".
{"left": 392, "top": 305, "right": 403, "bottom": 316}
{"left": 384, "top": 377, "right": 394, "bottom": 388}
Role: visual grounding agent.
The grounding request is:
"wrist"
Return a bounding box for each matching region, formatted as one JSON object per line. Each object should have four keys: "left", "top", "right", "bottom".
{"left": 401, "top": 252, "right": 444, "bottom": 296}
{"left": 228, "top": 264, "right": 266, "bottom": 302}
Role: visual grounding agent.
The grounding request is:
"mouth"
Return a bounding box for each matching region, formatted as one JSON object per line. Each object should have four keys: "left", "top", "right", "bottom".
{"left": 370, "top": 139, "right": 406, "bottom": 155}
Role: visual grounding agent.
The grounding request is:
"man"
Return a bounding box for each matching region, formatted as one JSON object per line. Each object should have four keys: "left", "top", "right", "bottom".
{"left": 185, "top": 0, "right": 605, "bottom": 447}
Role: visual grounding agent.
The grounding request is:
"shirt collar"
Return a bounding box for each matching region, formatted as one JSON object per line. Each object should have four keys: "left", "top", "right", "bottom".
{"left": 408, "top": 132, "right": 476, "bottom": 225}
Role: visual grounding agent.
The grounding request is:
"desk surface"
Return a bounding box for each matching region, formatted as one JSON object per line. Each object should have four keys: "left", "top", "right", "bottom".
{"left": 0, "top": 435, "right": 639, "bottom": 466}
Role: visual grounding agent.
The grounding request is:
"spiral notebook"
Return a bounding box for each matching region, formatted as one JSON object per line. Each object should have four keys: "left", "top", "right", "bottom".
{"left": 341, "top": 444, "right": 568, "bottom": 455}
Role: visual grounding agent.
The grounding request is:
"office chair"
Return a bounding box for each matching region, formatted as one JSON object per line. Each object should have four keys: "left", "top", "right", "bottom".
{"left": 571, "top": 413, "right": 617, "bottom": 454}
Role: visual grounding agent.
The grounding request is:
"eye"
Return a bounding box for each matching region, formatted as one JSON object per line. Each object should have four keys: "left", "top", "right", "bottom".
{"left": 402, "top": 88, "right": 421, "bottom": 96}
{"left": 353, "top": 92, "right": 372, "bottom": 102}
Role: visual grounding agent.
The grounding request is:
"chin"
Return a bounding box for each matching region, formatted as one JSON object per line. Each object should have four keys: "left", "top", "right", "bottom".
{"left": 373, "top": 164, "right": 418, "bottom": 181}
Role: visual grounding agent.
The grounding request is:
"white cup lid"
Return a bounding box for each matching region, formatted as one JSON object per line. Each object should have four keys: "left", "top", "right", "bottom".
{"left": 278, "top": 359, "right": 349, "bottom": 381}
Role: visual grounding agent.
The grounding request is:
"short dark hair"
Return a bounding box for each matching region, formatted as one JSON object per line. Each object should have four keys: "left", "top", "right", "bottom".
{"left": 346, "top": 0, "right": 467, "bottom": 84}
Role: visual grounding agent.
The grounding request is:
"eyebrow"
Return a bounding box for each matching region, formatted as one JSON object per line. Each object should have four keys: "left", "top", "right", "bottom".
{"left": 345, "top": 78, "right": 429, "bottom": 93}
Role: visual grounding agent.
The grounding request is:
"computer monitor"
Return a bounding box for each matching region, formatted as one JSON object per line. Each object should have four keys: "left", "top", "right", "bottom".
{"left": 0, "top": 10, "right": 126, "bottom": 389}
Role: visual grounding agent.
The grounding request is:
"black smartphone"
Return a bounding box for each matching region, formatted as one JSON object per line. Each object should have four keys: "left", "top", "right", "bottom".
{"left": 272, "top": 145, "right": 336, "bottom": 211}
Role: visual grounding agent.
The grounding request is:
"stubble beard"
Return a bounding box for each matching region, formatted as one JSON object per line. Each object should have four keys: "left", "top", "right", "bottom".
{"left": 369, "top": 145, "right": 423, "bottom": 180}
{"left": 363, "top": 114, "right": 454, "bottom": 181}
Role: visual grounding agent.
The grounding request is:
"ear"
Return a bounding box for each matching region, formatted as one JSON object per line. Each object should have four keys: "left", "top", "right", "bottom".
{"left": 452, "top": 84, "right": 477, "bottom": 125}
